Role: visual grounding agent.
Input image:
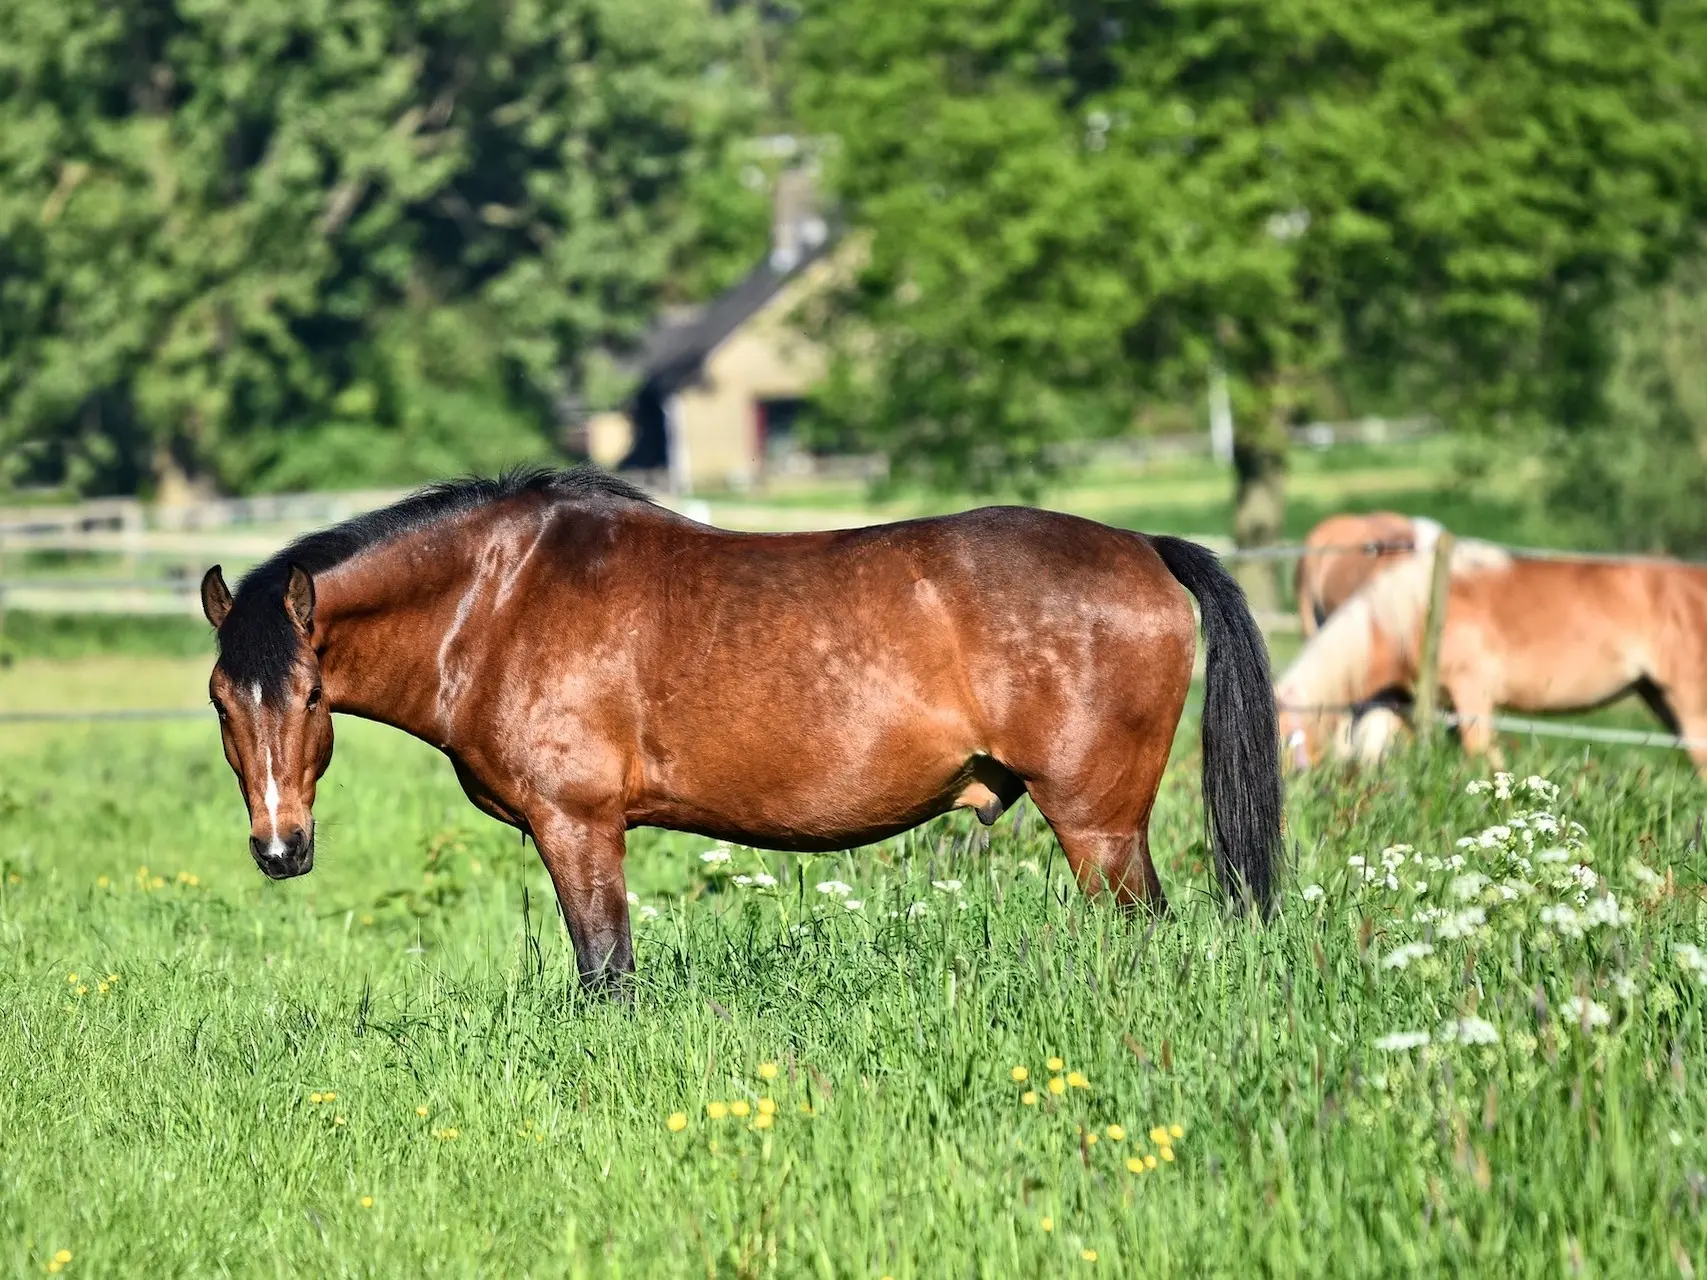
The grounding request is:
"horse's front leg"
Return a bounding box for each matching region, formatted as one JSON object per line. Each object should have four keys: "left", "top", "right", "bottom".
{"left": 528, "top": 808, "right": 633, "bottom": 994}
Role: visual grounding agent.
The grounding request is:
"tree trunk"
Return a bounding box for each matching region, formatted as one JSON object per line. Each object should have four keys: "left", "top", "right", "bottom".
{"left": 1231, "top": 438, "right": 1286, "bottom": 613}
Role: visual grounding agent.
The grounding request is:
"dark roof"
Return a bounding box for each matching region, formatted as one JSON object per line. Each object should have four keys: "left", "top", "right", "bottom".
{"left": 638, "top": 236, "right": 835, "bottom": 398}
{"left": 217, "top": 466, "right": 651, "bottom": 699}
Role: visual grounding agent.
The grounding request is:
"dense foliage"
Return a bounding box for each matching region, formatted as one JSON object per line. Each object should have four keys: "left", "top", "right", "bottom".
{"left": 791, "top": 0, "right": 1707, "bottom": 531}
{"left": 0, "top": 0, "right": 770, "bottom": 495}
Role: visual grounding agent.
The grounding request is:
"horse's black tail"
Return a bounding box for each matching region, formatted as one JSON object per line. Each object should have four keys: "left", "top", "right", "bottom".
{"left": 1150, "top": 535, "right": 1284, "bottom": 918}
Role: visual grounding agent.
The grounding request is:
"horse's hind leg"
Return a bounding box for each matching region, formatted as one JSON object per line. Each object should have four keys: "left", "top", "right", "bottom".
{"left": 529, "top": 809, "right": 634, "bottom": 993}
{"left": 1024, "top": 734, "right": 1173, "bottom": 914}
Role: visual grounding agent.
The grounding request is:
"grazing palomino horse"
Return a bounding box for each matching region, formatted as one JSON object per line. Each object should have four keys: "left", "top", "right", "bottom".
{"left": 1275, "top": 538, "right": 1707, "bottom": 774}
{"left": 200, "top": 468, "right": 1282, "bottom": 989}
{"left": 1294, "top": 511, "right": 1437, "bottom": 635}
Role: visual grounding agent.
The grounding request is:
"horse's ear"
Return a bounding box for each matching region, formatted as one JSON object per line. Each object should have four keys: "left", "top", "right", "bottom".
{"left": 284, "top": 564, "right": 316, "bottom": 634}
{"left": 201, "top": 565, "right": 233, "bottom": 629}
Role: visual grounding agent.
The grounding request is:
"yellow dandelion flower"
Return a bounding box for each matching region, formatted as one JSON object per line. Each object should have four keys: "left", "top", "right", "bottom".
{"left": 334, "top": 1115, "right": 346, "bottom": 1126}
{"left": 106, "top": 974, "right": 118, "bottom": 983}
{"left": 706, "top": 1101, "right": 729, "bottom": 1120}
{"left": 758, "top": 1062, "right": 779, "bottom": 1081}
{"left": 1144, "top": 1154, "right": 1158, "bottom": 1169}
{"left": 1066, "top": 1071, "right": 1088, "bottom": 1089}
{"left": 1010, "top": 1065, "right": 1029, "bottom": 1083}
{"left": 55, "top": 1251, "right": 72, "bottom": 1264}
{"left": 97, "top": 982, "right": 109, "bottom": 995}
{"left": 751, "top": 1112, "right": 774, "bottom": 1131}
{"left": 1046, "top": 1056, "right": 1064, "bottom": 1072}
{"left": 66, "top": 973, "right": 78, "bottom": 985}
{"left": 757, "top": 1097, "right": 777, "bottom": 1116}
{"left": 1021, "top": 1090, "right": 1038, "bottom": 1106}
{"left": 324, "top": 1092, "right": 337, "bottom": 1102}
{"left": 310, "top": 1092, "right": 324, "bottom": 1104}
{"left": 1149, "top": 1126, "right": 1169, "bottom": 1145}
{"left": 1039, "top": 1216, "right": 1054, "bottom": 1233}
{"left": 359, "top": 1196, "right": 374, "bottom": 1208}
{"left": 1082, "top": 1249, "right": 1098, "bottom": 1263}
{"left": 96, "top": 876, "right": 109, "bottom": 888}
{"left": 75, "top": 986, "right": 87, "bottom": 997}
{"left": 1106, "top": 1124, "right": 1124, "bottom": 1141}
{"left": 47, "top": 1266, "right": 61, "bottom": 1275}
{"left": 1169, "top": 1123, "right": 1185, "bottom": 1140}
{"left": 1159, "top": 1146, "right": 1174, "bottom": 1162}
{"left": 415, "top": 1105, "right": 429, "bottom": 1117}
{"left": 1047, "top": 1076, "right": 1066, "bottom": 1096}
{"left": 151, "top": 877, "right": 165, "bottom": 889}
{"left": 729, "top": 1100, "right": 751, "bottom": 1118}
{"left": 1085, "top": 1132, "right": 1098, "bottom": 1146}
{"left": 1126, "top": 1157, "right": 1144, "bottom": 1174}
{"left": 666, "top": 1112, "right": 688, "bottom": 1132}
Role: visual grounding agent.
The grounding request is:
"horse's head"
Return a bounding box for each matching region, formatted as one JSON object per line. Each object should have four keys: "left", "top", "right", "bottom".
{"left": 200, "top": 563, "right": 333, "bottom": 879}
{"left": 1275, "top": 687, "right": 1330, "bottom": 772}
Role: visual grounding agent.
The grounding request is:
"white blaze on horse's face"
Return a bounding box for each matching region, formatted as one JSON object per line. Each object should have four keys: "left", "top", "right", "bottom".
{"left": 207, "top": 659, "right": 334, "bottom": 880}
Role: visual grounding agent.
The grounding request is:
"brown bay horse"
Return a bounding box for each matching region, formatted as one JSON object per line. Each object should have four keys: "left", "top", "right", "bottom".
{"left": 200, "top": 468, "right": 1282, "bottom": 989}
{"left": 1294, "top": 511, "right": 1435, "bottom": 635}
{"left": 1276, "top": 538, "right": 1707, "bottom": 774}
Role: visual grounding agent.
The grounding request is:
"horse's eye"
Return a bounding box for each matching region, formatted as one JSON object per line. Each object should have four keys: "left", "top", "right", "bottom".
{"left": 212, "top": 701, "right": 229, "bottom": 723}
{"left": 306, "top": 687, "right": 322, "bottom": 712}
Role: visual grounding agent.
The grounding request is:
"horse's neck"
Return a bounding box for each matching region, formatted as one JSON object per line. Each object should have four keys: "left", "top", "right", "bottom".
{"left": 312, "top": 535, "right": 485, "bottom": 743}
{"left": 1280, "top": 607, "right": 1409, "bottom": 714}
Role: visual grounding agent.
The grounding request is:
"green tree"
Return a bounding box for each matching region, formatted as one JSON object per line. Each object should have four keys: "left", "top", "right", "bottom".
{"left": 792, "top": 0, "right": 1707, "bottom": 577}
{"left": 0, "top": 0, "right": 767, "bottom": 496}
{"left": 1548, "top": 254, "right": 1707, "bottom": 555}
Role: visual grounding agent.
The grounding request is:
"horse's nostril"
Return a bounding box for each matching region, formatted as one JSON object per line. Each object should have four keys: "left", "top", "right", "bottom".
{"left": 249, "top": 835, "right": 268, "bottom": 861}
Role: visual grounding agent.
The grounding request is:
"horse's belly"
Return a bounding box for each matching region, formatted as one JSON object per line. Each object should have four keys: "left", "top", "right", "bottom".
{"left": 630, "top": 738, "right": 1007, "bottom": 852}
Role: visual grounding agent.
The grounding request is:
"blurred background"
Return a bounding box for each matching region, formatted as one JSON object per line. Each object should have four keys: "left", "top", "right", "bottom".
{"left": 2, "top": 0, "right": 1705, "bottom": 687}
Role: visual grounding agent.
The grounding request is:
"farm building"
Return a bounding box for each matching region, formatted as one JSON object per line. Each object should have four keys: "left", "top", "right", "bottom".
{"left": 585, "top": 170, "right": 844, "bottom": 493}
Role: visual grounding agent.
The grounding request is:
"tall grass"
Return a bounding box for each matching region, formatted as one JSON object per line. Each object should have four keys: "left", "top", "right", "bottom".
{"left": 2, "top": 718, "right": 1704, "bottom": 1276}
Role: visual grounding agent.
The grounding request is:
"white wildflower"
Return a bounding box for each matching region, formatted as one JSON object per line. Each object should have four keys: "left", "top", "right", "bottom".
{"left": 639, "top": 904, "right": 660, "bottom": 921}
{"left": 751, "top": 872, "right": 778, "bottom": 888}
{"left": 931, "top": 879, "right": 963, "bottom": 894}
{"left": 1301, "top": 883, "right": 1324, "bottom": 902}
{"left": 1521, "top": 775, "right": 1559, "bottom": 802}
{"left": 1612, "top": 973, "right": 1639, "bottom": 1001}
{"left": 1539, "top": 904, "right": 1585, "bottom": 939}
{"left": 1437, "top": 1016, "right": 1499, "bottom": 1045}
{"left": 815, "top": 880, "right": 853, "bottom": 898}
{"left": 1674, "top": 943, "right": 1707, "bottom": 984}
{"left": 1449, "top": 872, "right": 1489, "bottom": 901}
{"left": 626, "top": 891, "right": 641, "bottom": 905}
{"left": 1493, "top": 772, "right": 1513, "bottom": 800}
{"left": 1628, "top": 859, "right": 1663, "bottom": 899}
{"left": 732, "top": 875, "right": 754, "bottom": 886}
{"left": 843, "top": 899, "right": 863, "bottom": 912}
{"left": 700, "top": 848, "right": 732, "bottom": 866}
{"left": 906, "top": 902, "right": 931, "bottom": 920}
{"left": 1581, "top": 893, "right": 1627, "bottom": 929}
{"left": 1435, "top": 907, "right": 1486, "bottom": 940}
{"left": 1413, "top": 881, "right": 1429, "bottom": 894}
{"left": 1382, "top": 942, "right": 1434, "bottom": 970}
{"left": 1374, "top": 1031, "right": 1430, "bottom": 1052}
{"left": 1559, "top": 997, "right": 1610, "bottom": 1031}
{"left": 1465, "top": 780, "right": 1492, "bottom": 795}
{"left": 1347, "top": 856, "right": 1366, "bottom": 869}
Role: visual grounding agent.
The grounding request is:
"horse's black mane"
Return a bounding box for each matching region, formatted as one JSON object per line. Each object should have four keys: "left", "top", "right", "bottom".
{"left": 216, "top": 465, "right": 652, "bottom": 698}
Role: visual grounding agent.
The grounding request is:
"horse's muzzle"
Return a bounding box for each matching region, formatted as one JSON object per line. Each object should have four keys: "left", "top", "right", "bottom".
{"left": 250, "top": 826, "right": 314, "bottom": 879}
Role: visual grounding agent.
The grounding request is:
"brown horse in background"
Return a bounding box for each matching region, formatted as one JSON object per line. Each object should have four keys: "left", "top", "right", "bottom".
{"left": 200, "top": 468, "right": 1282, "bottom": 990}
{"left": 1294, "top": 511, "right": 1436, "bottom": 635}
{"left": 1276, "top": 538, "right": 1707, "bottom": 774}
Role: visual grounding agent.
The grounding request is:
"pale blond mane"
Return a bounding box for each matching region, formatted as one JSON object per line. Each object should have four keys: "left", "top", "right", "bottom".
{"left": 1276, "top": 530, "right": 1511, "bottom": 712}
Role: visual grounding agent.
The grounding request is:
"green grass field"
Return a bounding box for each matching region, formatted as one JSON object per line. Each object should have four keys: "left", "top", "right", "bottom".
{"left": 5, "top": 687, "right": 1707, "bottom": 1276}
